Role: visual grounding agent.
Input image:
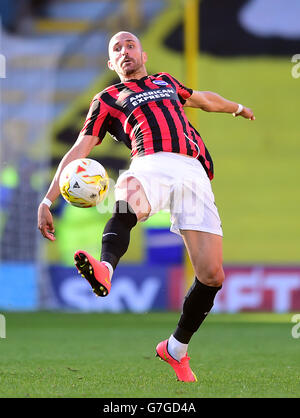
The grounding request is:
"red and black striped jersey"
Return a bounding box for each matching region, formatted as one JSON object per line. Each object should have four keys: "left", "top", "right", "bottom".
{"left": 81, "top": 72, "right": 214, "bottom": 179}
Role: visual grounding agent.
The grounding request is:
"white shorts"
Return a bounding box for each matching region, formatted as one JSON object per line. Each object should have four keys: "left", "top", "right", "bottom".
{"left": 115, "top": 152, "right": 223, "bottom": 237}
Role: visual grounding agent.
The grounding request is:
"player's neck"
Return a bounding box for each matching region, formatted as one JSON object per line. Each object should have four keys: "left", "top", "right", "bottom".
{"left": 119, "top": 68, "right": 148, "bottom": 83}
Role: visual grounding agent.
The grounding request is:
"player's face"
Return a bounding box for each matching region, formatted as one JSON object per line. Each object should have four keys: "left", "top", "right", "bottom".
{"left": 108, "top": 32, "right": 147, "bottom": 78}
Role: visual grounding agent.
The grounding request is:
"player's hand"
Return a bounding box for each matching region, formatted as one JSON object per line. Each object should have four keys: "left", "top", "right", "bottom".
{"left": 238, "top": 106, "right": 255, "bottom": 121}
{"left": 37, "top": 203, "right": 56, "bottom": 241}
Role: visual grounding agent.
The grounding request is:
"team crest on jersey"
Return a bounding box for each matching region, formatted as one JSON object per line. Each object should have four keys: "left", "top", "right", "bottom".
{"left": 152, "top": 80, "right": 169, "bottom": 86}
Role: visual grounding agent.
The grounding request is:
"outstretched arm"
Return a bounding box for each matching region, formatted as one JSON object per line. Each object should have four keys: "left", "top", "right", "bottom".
{"left": 37, "top": 134, "right": 99, "bottom": 241}
{"left": 184, "top": 90, "right": 255, "bottom": 120}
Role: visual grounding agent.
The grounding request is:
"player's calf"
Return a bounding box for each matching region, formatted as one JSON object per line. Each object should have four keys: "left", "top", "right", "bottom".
{"left": 100, "top": 200, "right": 137, "bottom": 269}
{"left": 173, "top": 277, "right": 222, "bottom": 345}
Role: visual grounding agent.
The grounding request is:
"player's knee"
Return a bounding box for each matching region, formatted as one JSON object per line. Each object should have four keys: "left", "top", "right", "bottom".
{"left": 195, "top": 263, "right": 225, "bottom": 287}
{"left": 115, "top": 176, "right": 151, "bottom": 221}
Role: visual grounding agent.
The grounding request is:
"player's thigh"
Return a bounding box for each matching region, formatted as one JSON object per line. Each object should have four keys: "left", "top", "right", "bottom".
{"left": 180, "top": 229, "right": 224, "bottom": 286}
{"left": 115, "top": 176, "right": 151, "bottom": 222}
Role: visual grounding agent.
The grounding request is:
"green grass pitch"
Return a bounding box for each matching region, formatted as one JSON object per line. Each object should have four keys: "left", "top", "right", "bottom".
{"left": 0, "top": 312, "right": 299, "bottom": 398}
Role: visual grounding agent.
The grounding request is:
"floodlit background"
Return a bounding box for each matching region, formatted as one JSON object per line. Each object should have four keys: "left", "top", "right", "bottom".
{"left": 0, "top": 0, "right": 300, "bottom": 313}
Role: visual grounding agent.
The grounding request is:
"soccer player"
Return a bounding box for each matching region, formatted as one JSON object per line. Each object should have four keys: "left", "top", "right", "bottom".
{"left": 38, "top": 31, "right": 255, "bottom": 382}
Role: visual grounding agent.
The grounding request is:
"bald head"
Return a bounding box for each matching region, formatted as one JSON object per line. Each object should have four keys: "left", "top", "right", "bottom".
{"left": 108, "top": 31, "right": 142, "bottom": 58}
{"left": 107, "top": 31, "right": 147, "bottom": 81}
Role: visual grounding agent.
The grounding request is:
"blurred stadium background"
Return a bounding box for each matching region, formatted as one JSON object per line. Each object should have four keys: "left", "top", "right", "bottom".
{"left": 1, "top": 0, "right": 300, "bottom": 314}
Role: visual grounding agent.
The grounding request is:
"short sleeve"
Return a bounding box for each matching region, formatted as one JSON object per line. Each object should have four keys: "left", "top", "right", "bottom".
{"left": 160, "top": 73, "right": 193, "bottom": 104}
{"left": 80, "top": 95, "right": 110, "bottom": 143}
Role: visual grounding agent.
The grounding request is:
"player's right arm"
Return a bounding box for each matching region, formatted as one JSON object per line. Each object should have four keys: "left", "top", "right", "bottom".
{"left": 38, "top": 93, "right": 109, "bottom": 241}
{"left": 37, "top": 134, "right": 99, "bottom": 241}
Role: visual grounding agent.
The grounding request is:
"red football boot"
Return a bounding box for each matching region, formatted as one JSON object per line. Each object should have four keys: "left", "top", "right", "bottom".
{"left": 156, "top": 339, "right": 197, "bottom": 382}
{"left": 74, "top": 250, "right": 111, "bottom": 297}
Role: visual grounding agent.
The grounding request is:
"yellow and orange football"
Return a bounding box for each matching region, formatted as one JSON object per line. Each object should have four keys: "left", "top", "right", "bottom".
{"left": 59, "top": 158, "right": 109, "bottom": 208}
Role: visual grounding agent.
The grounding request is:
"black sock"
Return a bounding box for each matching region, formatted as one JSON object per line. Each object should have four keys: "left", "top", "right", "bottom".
{"left": 100, "top": 200, "right": 137, "bottom": 269}
{"left": 173, "top": 278, "right": 222, "bottom": 344}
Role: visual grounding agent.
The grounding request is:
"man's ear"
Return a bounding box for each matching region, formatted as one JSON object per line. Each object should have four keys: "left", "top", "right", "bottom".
{"left": 142, "top": 51, "right": 148, "bottom": 64}
{"left": 107, "top": 60, "right": 114, "bottom": 71}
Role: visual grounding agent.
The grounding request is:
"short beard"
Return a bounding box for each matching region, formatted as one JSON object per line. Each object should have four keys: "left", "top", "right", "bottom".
{"left": 123, "top": 67, "right": 136, "bottom": 76}
{"left": 121, "top": 54, "right": 143, "bottom": 76}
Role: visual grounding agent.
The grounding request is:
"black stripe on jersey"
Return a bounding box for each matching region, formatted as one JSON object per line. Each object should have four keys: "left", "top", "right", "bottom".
{"left": 179, "top": 113, "right": 194, "bottom": 156}
{"left": 190, "top": 129, "right": 210, "bottom": 177}
{"left": 190, "top": 123, "right": 214, "bottom": 175}
{"left": 155, "top": 100, "right": 180, "bottom": 152}
{"left": 183, "top": 131, "right": 194, "bottom": 156}
{"left": 102, "top": 85, "right": 136, "bottom": 119}
{"left": 140, "top": 103, "right": 163, "bottom": 153}
{"left": 190, "top": 129, "right": 199, "bottom": 157}
{"left": 84, "top": 99, "right": 101, "bottom": 135}
{"left": 159, "top": 74, "right": 193, "bottom": 104}
{"left": 97, "top": 113, "right": 111, "bottom": 140}
{"left": 204, "top": 146, "right": 214, "bottom": 175}
{"left": 101, "top": 90, "right": 129, "bottom": 114}
{"left": 165, "top": 78, "right": 187, "bottom": 105}
{"left": 160, "top": 74, "right": 177, "bottom": 91}
{"left": 171, "top": 100, "right": 193, "bottom": 155}
{"left": 108, "top": 117, "right": 131, "bottom": 149}
{"left": 127, "top": 112, "right": 145, "bottom": 155}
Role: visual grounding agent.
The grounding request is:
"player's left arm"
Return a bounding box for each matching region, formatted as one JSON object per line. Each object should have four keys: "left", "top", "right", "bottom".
{"left": 184, "top": 90, "right": 255, "bottom": 120}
